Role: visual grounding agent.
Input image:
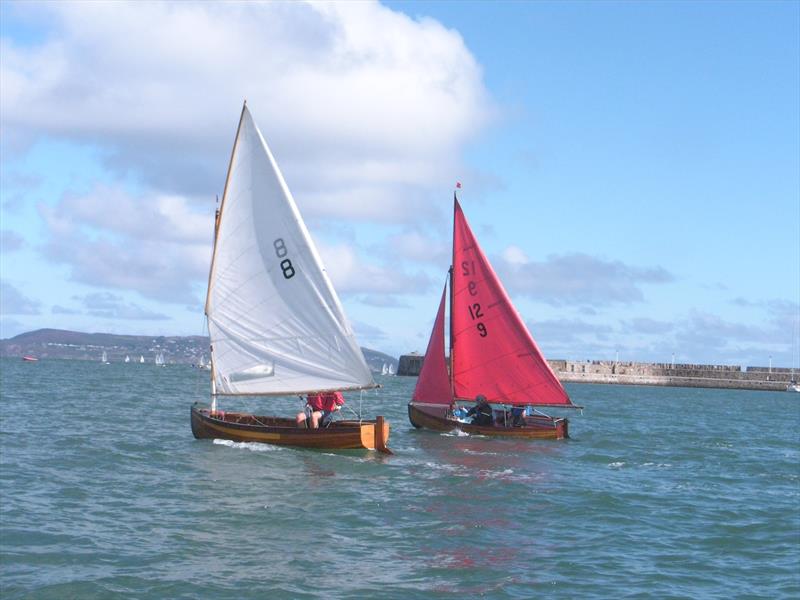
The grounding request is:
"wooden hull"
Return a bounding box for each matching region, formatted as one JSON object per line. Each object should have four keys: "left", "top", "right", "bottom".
{"left": 408, "top": 402, "right": 568, "bottom": 440}
{"left": 190, "top": 404, "right": 391, "bottom": 453}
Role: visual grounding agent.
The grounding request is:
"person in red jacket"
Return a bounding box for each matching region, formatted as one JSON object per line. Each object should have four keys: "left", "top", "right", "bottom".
{"left": 295, "top": 391, "right": 345, "bottom": 429}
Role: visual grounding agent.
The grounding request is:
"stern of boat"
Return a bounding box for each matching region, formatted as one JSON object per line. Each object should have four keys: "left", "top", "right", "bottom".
{"left": 408, "top": 402, "right": 455, "bottom": 431}
{"left": 559, "top": 418, "right": 569, "bottom": 440}
{"left": 358, "top": 416, "right": 392, "bottom": 454}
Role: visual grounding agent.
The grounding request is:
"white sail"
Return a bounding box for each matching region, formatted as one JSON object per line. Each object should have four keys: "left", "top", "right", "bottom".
{"left": 206, "top": 105, "right": 375, "bottom": 396}
{"left": 381, "top": 363, "right": 388, "bottom": 375}
{"left": 388, "top": 363, "right": 395, "bottom": 376}
{"left": 125, "top": 355, "right": 130, "bottom": 363}
{"left": 101, "top": 350, "right": 108, "bottom": 363}
{"left": 139, "top": 355, "right": 144, "bottom": 363}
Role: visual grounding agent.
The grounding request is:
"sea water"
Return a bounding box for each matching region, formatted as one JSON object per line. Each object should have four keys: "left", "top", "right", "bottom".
{"left": 1, "top": 358, "right": 798, "bottom": 599}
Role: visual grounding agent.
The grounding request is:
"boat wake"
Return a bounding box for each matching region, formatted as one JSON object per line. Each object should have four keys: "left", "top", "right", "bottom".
{"left": 461, "top": 448, "right": 500, "bottom": 456}
{"left": 212, "top": 439, "right": 282, "bottom": 452}
{"left": 441, "top": 429, "right": 470, "bottom": 437}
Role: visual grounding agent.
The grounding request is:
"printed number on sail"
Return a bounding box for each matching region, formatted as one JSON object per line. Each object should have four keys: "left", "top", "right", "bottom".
{"left": 462, "top": 261, "right": 488, "bottom": 337}
{"left": 273, "top": 238, "right": 295, "bottom": 279}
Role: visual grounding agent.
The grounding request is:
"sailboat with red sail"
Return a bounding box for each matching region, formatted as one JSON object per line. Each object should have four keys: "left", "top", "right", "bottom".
{"left": 408, "top": 193, "right": 580, "bottom": 439}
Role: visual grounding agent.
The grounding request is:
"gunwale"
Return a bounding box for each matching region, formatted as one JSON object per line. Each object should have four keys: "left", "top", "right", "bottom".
{"left": 407, "top": 402, "right": 568, "bottom": 440}
{"left": 191, "top": 404, "right": 391, "bottom": 452}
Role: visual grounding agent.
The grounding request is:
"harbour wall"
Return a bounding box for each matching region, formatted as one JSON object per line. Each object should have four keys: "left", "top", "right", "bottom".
{"left": 396, "top": 354, "right": 794, "bottom": 392}
{"left": 397, "top": 353, "right": 424, "bottom": 376}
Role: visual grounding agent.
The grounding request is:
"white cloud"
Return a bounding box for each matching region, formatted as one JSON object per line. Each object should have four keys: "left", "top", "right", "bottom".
{"left": 50, "top": 184, "right": 212, "bottom": 243}
{"left": 352, "top": 320, "right": 388, "bottom": 344}
{"left": 2, "top": 1, "right": 492, "bottom": 220}
{"left": 502, "top": 244, "right": 528, "bottom": 266}
{"left": 2, "top": 1, "right": 493, "bottom": 308}
{"left": 37, "top": 186, "right": 211, "bottom": 304}
{"left": 496, "top": 252, "right": 674, "bottom": 306}
{"left": 77, "top": 292, "right": 171, "bottom": 320}
{"left": 317, "top": 241, "right": 432, "bottom": 295}
{"left": 383, "top": 229, "right": 450, "bottom": 265}
{"left": 0, "top": 281, "right": 41, "bottom": 315}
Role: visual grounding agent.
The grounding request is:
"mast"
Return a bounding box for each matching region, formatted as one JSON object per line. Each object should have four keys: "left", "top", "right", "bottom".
{"left": 205, "top": 101, "right": 246, "bottom": 317}
{"left": 449, "top": 187, "right": 458, "bottom": 402}
{"left": 206, "top": 102, "right": 246, "bottom": 412}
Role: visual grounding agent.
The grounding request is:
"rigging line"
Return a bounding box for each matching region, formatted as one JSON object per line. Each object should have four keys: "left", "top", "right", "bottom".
{"left": 195, "top": 310, "right": 211, "bottom": 401}
{"left": 343, "top": 403, "right": 361, "bottom": 420}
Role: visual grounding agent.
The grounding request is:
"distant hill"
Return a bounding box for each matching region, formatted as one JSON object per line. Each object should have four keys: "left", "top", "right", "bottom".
{"left": 0, "top": 328, "right": 398, "bottom": 372}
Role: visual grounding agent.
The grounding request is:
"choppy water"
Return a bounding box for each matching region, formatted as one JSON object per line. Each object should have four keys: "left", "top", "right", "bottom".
{"left": 1, "top": 358, "right": 798, "bottom": 598}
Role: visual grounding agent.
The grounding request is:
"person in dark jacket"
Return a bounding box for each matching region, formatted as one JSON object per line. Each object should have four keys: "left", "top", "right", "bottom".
{"left": 466, "top": 395, "right": 493, "bottom": 426}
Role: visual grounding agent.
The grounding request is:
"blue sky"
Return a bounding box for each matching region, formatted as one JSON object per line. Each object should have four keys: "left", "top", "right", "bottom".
{"left": 1, "top": 0, "right": 798, "bottom": 367}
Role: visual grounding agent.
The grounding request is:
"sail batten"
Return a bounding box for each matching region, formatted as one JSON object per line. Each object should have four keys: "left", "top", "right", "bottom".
{"left": 206, "top": 105, "right": 375, "bottom": 396}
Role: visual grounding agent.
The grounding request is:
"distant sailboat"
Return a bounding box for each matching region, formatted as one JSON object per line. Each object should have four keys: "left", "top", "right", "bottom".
{"left": 381, "top": 363, "right": 389, "bottom": 376}
{"left": 101, "top": 350, "right": 110, "bottom": 365}
{"left": 190, "top": 102, "right": 390, "bottom": 453}
{"left": 196, "top": 355, "right": 211, "bottom": 371}
{"left": 139, "top": 355, "right": 145, "bottom": 363}
{"left": 124, "top": 355, "right": 130, "bottom": 363}
{"left": 408, "top": 192, "right": 580, "bottom": 439}
{"left": 154, "top": 352, "right": 165, "bottom": 367}
{"left": 387, "top": 363, "right": 395, "bottom": 376}
{"left": 788, "top": 368, "right": 800, "bottom": 393}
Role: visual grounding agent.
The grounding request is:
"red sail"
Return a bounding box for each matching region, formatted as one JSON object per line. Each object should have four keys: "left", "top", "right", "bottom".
{"left": 411, "top": 282, "right": 452, "bottom": 405}
{"left": 451, "top": 199, "right": 572, "bottom": 406}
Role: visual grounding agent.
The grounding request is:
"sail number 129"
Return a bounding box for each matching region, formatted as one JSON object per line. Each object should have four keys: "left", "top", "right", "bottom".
{"left": 273, "top": 238, "right": 295, "bottom": 279}
{"left": 466, "top": 303, "right": 488, "bottom": 337}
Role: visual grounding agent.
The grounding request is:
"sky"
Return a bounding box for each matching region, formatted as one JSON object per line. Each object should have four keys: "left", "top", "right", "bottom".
{"left": 1, "top": 0, "right": 798, "bottom": 367}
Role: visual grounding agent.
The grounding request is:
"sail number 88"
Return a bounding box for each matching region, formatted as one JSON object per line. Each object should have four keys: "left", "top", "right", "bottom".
{"left": 273, "top": 238, "right": 295, "bottom": 279}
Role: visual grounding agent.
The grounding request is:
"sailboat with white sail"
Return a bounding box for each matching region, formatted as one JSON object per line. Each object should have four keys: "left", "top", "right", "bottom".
{"left": 408, "top": 192, "right": 580, "bottom": 439}
{"left": 381, "top": 363, "right": 389, "bottom": 376}
{"left": 154, "top": 352, "right": 165, "bottom": 367}
{"left": 139, "top": 355, "right": 145, "bottom": 363}
{"left": 125, "top": 355, "right": 130, "bottom": 363}
{"left": 190, "top": 103, "right": 390, "bottom": 453}
{"left": 101, "top": 350, "right": 110, "bottom": 365}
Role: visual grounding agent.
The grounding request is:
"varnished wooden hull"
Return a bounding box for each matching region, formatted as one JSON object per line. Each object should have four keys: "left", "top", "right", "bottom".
{"left": 190, "top": 404, "right": 391, "bottom": 453}
{"left": 408, "top": 402, "right": 568, "bottom": 440}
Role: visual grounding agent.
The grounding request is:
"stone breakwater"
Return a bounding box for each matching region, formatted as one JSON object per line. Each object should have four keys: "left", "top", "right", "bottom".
{"left": 551, "top": 360, "right": 794, "bottom": 392}
{"left": 397, "top": 354, "right": 795, "bottom": 392}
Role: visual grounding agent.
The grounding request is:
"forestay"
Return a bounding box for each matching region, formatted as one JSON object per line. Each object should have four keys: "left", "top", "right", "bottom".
{"left": 206, "top": 105, "right": 375, "bottom": 395}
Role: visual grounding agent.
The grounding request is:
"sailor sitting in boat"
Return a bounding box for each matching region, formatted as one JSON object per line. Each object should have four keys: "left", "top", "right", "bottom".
{"left": 494, "top": 406, "right": 526, "bottom": 427}
{"left": 295, "top": 391, "right": 345, "bottom": 429}
{"left": 465, "top": 395, "right": 494, "bottom": 426}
